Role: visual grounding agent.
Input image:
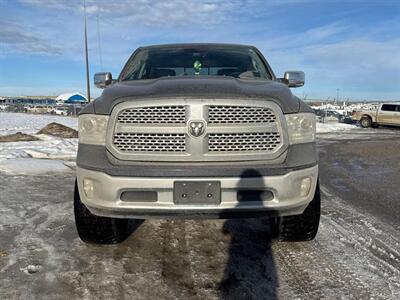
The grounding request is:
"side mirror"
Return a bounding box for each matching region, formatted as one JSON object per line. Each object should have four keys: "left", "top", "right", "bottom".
{"left": 281, "top": 71, "right": 305, "bottom": 88}
{"left": 94, "top": 72, "right": 113, "bottom": 89}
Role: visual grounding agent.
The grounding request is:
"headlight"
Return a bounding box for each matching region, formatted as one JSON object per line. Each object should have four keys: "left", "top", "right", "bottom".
{"left": 78, "top": 114, "right": 109, "bottom": 145}
{"left": 285, "top": 113, "right": 316, "bottom": 144}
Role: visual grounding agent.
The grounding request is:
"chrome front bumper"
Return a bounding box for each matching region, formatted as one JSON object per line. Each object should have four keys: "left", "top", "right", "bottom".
{"left": 76, "top": 165, "right": 318, "bottom": 219}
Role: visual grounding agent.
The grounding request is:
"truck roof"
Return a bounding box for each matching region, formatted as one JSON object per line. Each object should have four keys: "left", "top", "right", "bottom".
{"left": 138, "top": 43, "right": 256, "bottom": 50}
{"left": 383, "top": 102, "right": 400, "bottom": 105}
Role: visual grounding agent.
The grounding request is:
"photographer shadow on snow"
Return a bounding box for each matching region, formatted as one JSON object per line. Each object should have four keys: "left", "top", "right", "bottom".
{"left": 219, "top": 169, "right": 279, "bottom": 299}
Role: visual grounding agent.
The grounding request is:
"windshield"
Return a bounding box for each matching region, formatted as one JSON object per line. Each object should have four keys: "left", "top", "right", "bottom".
{"left": 120, "top": 46, "right": 272, "bottom": 81}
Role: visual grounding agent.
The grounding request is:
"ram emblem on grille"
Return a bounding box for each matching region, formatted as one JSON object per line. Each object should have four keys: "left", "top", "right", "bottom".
{"left": 188, "top": 120, "right": 206, "bottom": 137}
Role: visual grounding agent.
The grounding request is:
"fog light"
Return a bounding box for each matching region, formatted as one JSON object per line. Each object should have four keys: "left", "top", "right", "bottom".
{"left": 83, "top": 178, "right": 94, "bottom": 199}
{"left": 300, "top": 177, "right": 312, "bottom": 197}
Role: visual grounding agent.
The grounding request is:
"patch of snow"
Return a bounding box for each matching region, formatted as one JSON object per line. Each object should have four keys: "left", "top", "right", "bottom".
{"left": 0, "top": 136, "right": 77, "bottom": 162}
{"left": 20, "top": 264, "right": 42, "bottom": 275}
{"left": 24, "top": 149, "right": 51, "bottom": 159}
{"left": 0, "top": 113, "right": 78, "bottom": 174}
{"left": 316, "top": 122, "right": 356, "bottom": 133}
{"left": 0, "top": 158, "right": 73, "bottom": 175}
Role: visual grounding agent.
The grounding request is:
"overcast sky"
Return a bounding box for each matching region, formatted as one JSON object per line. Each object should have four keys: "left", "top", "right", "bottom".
{"left": 0, "top": 0, "right": 399, "bottom": 101}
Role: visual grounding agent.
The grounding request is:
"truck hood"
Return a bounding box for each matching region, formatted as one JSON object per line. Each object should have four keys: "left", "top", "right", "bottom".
{"left": 93, "top": 76, "right": 302, "bottom": 114}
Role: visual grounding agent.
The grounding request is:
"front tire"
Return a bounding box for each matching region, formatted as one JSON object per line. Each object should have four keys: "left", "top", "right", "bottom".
{"left": 74, "top": 181, "right": 134, "bottom": 244}
{"left": 277, "top": 181, "right": 321, "bottom": 241}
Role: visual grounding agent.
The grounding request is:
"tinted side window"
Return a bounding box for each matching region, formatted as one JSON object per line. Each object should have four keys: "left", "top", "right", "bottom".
{"left": 396, "top": 105, "right": 400, "bottom": 112}
{"left": 381, "top": 104, "right": 396, "bottom": 111}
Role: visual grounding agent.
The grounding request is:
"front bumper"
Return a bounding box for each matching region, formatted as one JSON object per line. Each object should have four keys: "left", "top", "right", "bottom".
{"left": 76, "top": 165, "right": 318, "bottom": 219}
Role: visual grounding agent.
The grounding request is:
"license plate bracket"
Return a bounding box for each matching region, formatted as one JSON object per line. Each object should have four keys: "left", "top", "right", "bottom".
{"left": 173, "top": 181, "right": 221, "bottom": 205}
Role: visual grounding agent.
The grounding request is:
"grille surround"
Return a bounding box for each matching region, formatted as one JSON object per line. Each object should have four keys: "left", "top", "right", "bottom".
{"left": 106, "top": 99, "right": 288, "bottom": 162}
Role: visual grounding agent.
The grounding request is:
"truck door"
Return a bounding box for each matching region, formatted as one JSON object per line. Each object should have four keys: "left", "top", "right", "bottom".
{"left": 377, "top": 104, "right": 396, "bottom": 124}
{"left": 393, "top": 105, "right": 400, "bottom": 125}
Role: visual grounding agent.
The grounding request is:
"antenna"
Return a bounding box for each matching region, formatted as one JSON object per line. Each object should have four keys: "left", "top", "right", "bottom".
{"left": 83, "top": 0, "right": 91, "bottom": 102}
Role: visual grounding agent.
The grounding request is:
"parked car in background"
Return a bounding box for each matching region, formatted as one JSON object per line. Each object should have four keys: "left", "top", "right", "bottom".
{"left": 54, "top": 107, "right": 68, "bottom": 115}
{"left": 352, "top": 103, "right": 400, "bottom": 128}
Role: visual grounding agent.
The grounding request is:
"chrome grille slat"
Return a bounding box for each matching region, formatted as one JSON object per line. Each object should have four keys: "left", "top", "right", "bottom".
{"left": 208, "top": 132, "right": 281, "bottom": 152}
{"left": 118, "top": 106, "right": 186, "bottom": 124}
{"left": 114, "top": 133, "right": 186, "bottom": 152}
{"left": 208, "top": 106, "right": 276, "bottom": 124}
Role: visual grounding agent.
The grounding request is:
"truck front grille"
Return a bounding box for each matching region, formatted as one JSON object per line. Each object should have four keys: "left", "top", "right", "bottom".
{"left": 108, "top": 99, "right": 287, "bottom": 162}
{"left": 209, "top": 106, "right": 276, "bottom": 124}
{"left": 117, "top": 106, "right": 186, "bottom": 124}
{"left": 208, "top": 132, "right": 281, "bottom": 152}
{"left": 114, "top": 133, "right": 186, "bottom": 152}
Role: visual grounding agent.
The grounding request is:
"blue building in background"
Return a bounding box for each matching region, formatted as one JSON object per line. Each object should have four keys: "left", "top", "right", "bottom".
{"left": 56, "top": 93, "right": 88, "bottom": 105}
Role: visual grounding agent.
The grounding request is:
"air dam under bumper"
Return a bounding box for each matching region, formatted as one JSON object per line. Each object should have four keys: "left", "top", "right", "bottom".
{"left": 77, "top": 165, "right": 318, "bottom": 219}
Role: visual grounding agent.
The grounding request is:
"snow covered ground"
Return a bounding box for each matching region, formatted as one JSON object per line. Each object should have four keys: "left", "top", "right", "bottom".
{"left": 0, "top": 112, "right": 77, "bottom": 135}
{"left": 0, "top": 134, "right": 77, "bottom": 162}
{"left": 316, "top": 121, "right": 356, "bottom": 133}
{"left": 0, "top": 112, "right": 78, "bottom": 174}
{"left": 0, "top": 158, "right": 73, "bottom": 175}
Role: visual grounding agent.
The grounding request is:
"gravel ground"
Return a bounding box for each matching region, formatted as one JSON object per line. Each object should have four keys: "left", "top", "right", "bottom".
{"left": 1, "top": 129, "right": 400, "bottom": 299}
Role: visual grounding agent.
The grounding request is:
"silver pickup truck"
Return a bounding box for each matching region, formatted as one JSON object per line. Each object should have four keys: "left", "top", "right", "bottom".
{"left": 352, "top": 103, "right": 400, "bottom": 128}
{"left": 74, "top": 43, "right": 320, "bottom": 244}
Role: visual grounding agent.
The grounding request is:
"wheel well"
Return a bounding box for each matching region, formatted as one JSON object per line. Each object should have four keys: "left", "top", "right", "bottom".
{"left": 361, "top": 114, "right": 372, "bottom": 121}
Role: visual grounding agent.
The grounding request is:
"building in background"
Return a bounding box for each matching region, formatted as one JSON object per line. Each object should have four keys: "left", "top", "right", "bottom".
{"left": 0, "top": 93, "right": 87, "bottom": 115}
{"left": 0, "top": 96, "right": 55, "bottom": 106}
{"left": 56, "top": 93, "right": 88, "bottom": 105}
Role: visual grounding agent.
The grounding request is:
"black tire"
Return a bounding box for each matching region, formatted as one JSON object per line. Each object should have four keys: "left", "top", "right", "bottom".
{"left": 277, "top": 181, "right": 321, "bottom": 241}
{"left": 74, "top": 181, "right": 135, "bottom": 244}
{"left": 360, "top": 116, "right": 372, "bottom": 128}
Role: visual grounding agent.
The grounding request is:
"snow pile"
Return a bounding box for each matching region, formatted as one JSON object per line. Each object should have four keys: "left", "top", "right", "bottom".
{"left": 37, "top": 122, "right": 78, "bottom": 138}
{"left": 0, "top": 132, "right": 39, "bottom": 142}
{"left": 316, "top": 122, "right": 356, "bottom": 134}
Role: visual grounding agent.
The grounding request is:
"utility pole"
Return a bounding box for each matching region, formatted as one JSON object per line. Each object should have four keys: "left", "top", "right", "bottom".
{"left": 336, "top": 88, "right": 339, "bottom": 105}
{"left": 83, "top": 0, "right": 91, "bottom": 102}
